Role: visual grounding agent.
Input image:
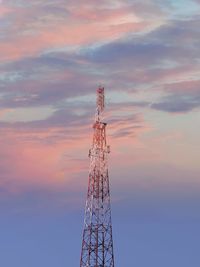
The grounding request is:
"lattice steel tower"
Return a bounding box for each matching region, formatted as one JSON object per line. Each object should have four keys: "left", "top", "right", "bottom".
{"left": 80, "top": 87, "right": 115, "bottom": 267}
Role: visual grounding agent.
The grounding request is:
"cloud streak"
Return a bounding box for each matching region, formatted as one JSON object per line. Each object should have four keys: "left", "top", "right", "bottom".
{"left": 0, "top": 0, "right": 200, "bottom": 201}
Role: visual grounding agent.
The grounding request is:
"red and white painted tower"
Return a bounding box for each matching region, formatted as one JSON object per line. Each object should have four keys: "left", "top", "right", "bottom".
{"left": 80, "top": 87, "right": 115, "bottom": 267}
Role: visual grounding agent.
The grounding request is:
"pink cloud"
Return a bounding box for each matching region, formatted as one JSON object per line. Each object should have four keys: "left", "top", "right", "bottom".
{"left": 0, "top": 105, "right": 152, "bottom": 196}
{"left": 164, "top": 79, "right": 200, "bottom": 94}
{"left": 69, "top": 6, "right": 139, "bottom": 22}
{"left": 0, "top": 2, "right": 164, "bottom": 61}
{"left": 0, "top": 21, "right": 148, "bottom": 61}
{"left": 0, "top": 127, "right": 90, "bottom": 194}
{"left": 0, "top": 5, "right": 13, "bottom": 17}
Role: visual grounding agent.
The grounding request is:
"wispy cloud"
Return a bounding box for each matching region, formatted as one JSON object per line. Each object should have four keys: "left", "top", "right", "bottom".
{"left": 0, "top": 0, "right": 200, "bottom": 201}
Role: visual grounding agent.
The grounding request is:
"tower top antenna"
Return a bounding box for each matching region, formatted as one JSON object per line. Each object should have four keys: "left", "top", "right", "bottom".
{"left": 96, "top": 86, "right": 105, "bottom": 122}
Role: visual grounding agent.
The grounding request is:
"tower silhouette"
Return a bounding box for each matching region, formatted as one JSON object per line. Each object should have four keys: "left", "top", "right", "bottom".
{"left": 80, "top": 87, "right": 115, "bottom": 267}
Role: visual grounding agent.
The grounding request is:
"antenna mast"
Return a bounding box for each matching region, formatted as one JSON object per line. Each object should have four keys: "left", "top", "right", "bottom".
{"left": 80, "top": 86, "right": 114, "bottom": 267}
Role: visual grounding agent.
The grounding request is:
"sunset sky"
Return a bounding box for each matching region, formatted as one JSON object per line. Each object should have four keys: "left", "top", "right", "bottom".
{"left": 0, "top": 0, "right": 200, "bottom": 266}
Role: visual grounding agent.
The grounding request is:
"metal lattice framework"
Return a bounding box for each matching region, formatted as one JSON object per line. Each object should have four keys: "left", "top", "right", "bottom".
{"left": 80, "top": 87, "right": 115, "bottom": 267}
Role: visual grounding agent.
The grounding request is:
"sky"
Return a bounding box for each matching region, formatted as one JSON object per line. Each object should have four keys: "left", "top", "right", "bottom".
{"left": 0, "top": 0, "right": 200, "bottom": 266}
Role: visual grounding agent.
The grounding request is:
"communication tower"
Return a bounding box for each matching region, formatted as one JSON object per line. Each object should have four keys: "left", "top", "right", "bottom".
{"left": 80, "top": 87, "right": 115, "bottom": 267}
